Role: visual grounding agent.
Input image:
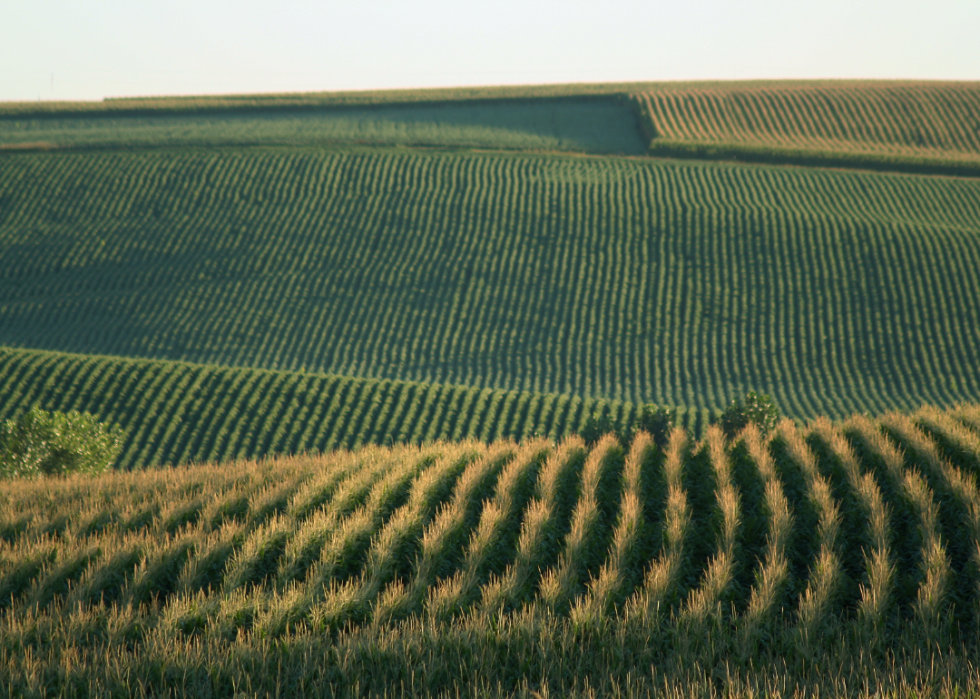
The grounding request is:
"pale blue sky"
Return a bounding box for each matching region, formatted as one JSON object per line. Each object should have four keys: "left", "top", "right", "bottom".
{"left": 2, "top": 1, "right": 978, "bottom": 102}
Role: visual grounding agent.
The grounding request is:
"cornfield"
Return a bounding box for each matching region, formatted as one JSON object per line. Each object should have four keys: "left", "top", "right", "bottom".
{"left": 2, "top": 148, "right": 978, "bottom": 420}
{"left": 0, "top": 346, "right": 714, "bottom": 469}
{"left": 631, "top": 81, "right": 980, "bottom": 175}
{"left": 3, "top": 404, "right": 980, "bottom": 696}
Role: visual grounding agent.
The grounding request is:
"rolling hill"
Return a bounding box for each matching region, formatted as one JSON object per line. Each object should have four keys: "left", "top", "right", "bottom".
{"left": 1, "top": 79, "right": 979, "bottom": 470}
{"left": 2, "top": 405, "right": 980, "bottom": 695}
{"left": 630, "top": 81, "right": 980, "bottom": 175}
{"left": 3, "top": 77, "right": 980, "bottom": 695}
{"left": 1, "top": 145, "right": 978, "bottom": 423}
{"left": 0, "top": 346, "right": 715, "bottom": 470}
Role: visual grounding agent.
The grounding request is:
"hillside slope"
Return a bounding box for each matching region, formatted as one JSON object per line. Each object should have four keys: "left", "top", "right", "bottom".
{"left": 0, "top": 346, "right": 715, "bottom": 470}
{"left": 1, "top": 148, "right": 978, "bottom": 418}
{"left": 2, "top": 405, "right": 980, "bottom": 695}
{"left": 5, "top": 80, "right": 979, "bottom": 173}
{"left": 631, "top": 82, "right": 980, "bottom": 158}
{"left": 0, "top": 97, "right": 646, "bottom": 155}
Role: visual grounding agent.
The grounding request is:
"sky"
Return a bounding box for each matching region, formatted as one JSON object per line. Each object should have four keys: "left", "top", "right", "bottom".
{"left": 1, "top": 1, "right": 979, "bottom": 102}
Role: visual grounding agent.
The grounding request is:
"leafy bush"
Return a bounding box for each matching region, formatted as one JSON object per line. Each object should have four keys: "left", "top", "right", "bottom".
{"left": 581, "top": 404, "right": 675, "bottom": 447}
{"left": 718, "top": 391, "right": 780, "bottom": 438}
{"left": 635, "top": 404, "right": 675, "bottom": 447}
{"left": 580, "top": 410, "right": 619, "bottom": 447}
{"left": 0, "top": 406, "right": 125, "bottom": 478}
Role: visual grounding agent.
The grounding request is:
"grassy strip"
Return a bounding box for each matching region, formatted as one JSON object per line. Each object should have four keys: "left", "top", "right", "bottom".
{"left": 774, "top": 420, "right": 844, "bottom": 645}
{"left": 570, "top": 432, "right": 657, "bottom": 622}
{"left": 4, "top": 602, "right": 980, "bottom": 698}
{"left": 681, "top": 427, "right": 741, "bottom": 626}
{"left": 311, "top": 448, "right": 474, "bottom": 630}
{"left": 372, "top": 443, "right": 515, "bottom": 623}
{"left": 426, "top": 440, "right": 550, "bottom": 619}
{"left": 627, "top": 427, "right": 690, "bottom": 619}
{"left": 879, "top": 414, "right": 980, "bottom": 626}
{"left": 809, "top": 418, "right": 894, "bottom": 636}
{"left": 537, "top": 435, "right": 624, "bottom": 615}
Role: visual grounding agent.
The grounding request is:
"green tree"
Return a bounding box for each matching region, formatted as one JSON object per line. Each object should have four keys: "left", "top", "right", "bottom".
{"left": 635, "top": 404, "right": 675, "bottom": 447}
{"left": 580, "top": 410, "right": 617, "bottom": 447}
{"left": 718, "top": 391, "right": 780, "bottom": 439}
{"left": 0, "top": 406, "right": 125, "bottom": 478}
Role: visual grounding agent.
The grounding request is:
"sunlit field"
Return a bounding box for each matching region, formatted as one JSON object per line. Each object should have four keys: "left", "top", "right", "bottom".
{"left": 3, "top": 79, "right": 980, "bottom": 696}
{"left": 3, "top": 404, "right": 980, "bottom": 696}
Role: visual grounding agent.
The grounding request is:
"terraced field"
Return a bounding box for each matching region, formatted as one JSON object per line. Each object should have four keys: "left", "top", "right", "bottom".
{"left": 3, "top": 404, "right": 980, "bottom": 695}
{"left": 631, "top": 81, "right": 980, "bottom": 174}
{"left": 0, "top": 346, "right": 716, "bottom": 470}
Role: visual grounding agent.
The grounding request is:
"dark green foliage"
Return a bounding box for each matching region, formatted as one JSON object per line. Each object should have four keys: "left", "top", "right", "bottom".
{"left": 0, "top": 555, "right": 49, "bottom": 608}
{"left": 647, "top": 139, "right": 980, "bottom": 178}
{"left": 164, "top": 501, "right": 204, "bottom": 535}
{"left": 727, "top": 439, "right": 770, "bottom": 609}
{"left": 580, "top": 411, "right": 620, "bottom": 447}
{"left": 635, "top": 405, "right": 676, "bottom": 447}
{"left": 1, "top": 149, "right": 978, "bottom": 424}
{"left": 581, "top": 404, "right": 675, "bottom": 447}
{"left": 0, "top": 406, "right": 124, "bottom": 478}
{"left": 79, "top": 547, "right": 145, "bottom": 606}
{"left": 127, "top": 541, "right": 195, "bottom": 606}
{"left": 124, "top": 505, "right": 160, "bottom": 533}
{"left": 768, "top": 438, "right": 820, "bottom": 599}
{"left": 184, "top": 538, "right": 240, "bottom": 594}
{"left": 0, "top": 98, "right": 645, "bottom": 155}
{"left": 680, "top": 445, "right": 719, "bottom": 596}
{"left": 582, "top": 444, "right": 627, "bottom": 580}
{"left": 718, "top": 392, "right": 781, "bottom": 439}
{"left": 209, "top": 497, "right": 250, "bottom": 529}
{"left": 0, "top": 347, "right": 707, "bottom": 470}
{"left": 231, "top": 530, "right": 290, "bottom": 592}
{"left": 0, "top": 516, "right": 30, "bottom": 544}
{"left": 32, "top": 548, "right": 102, "bottom": 607}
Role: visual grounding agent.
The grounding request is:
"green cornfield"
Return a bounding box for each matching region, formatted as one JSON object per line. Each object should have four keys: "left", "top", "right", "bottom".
{"left": 2, "top": 404, "right": 980, "bottom": 696}
{"left": 630, "top": 81, "right": 980, "bottom": 174}
{"left": 4, "top": 79, "right": 980, "bottom": 696}
{"left": 0, "top": 346, "right": 716, "bottom": 470}
{"left": 2, "top": 148, "right": 978, "bottom": 419}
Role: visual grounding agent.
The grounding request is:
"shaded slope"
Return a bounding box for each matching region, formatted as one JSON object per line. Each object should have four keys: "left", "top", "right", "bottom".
{"left": 0, "top": 346, "right": 714, "bottom": 470}
{"left": 2, "top": 148, "right": 979, "bottom": 417}
{"left": 0, "top": 98, "right": 646, "bottom": 155}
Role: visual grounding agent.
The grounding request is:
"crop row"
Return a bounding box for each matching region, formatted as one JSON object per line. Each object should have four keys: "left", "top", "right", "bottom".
{"left": 630, "top": 82, "right": 980, "bottom": 161}
{"left": 2, "top": 404, "right": 979, "bottom": 646}
{"left": 1, "top": 149, "right": 978, "bottom": 418}
{"left": 0, "top": 346, "right": 712, "bottom": 470}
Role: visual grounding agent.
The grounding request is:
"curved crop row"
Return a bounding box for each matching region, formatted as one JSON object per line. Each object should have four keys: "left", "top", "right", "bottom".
{"left": 4, "top": 404, "right": 980, "bottom": 654}
{"left": 631, "top": 82, "right": 980, "bottom": 161}
{"left": 1, "top": 149, "right": 979, "bottom": 420}
{"left": 0, "top": 346, "right": 707, "bottom": 469}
